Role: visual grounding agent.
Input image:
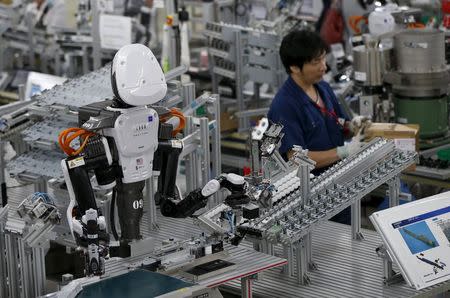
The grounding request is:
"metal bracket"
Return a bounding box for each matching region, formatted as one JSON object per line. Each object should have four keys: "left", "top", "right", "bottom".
{"left": 302, "top": 272, "right": 312, "bottom": 285}
{"left": 308, "top": 260, "right": 318, "bottom": 271}
{"left": 376, "top": 244, "right": 404, "bottom": 285}
{"left": 354, "top": 231, "right": 365, "bottom": 241}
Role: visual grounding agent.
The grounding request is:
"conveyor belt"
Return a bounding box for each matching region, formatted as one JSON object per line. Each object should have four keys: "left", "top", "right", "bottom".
{"left": 21, "top": 117, "right": 76, "bottom": 148}
{"left": 7, "top": 149, "right": 65, "bottom": 181}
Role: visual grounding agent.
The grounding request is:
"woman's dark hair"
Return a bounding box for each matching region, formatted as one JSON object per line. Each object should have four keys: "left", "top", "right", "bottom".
{"left": 279, "top": 30, "right": 328, "bottom": 74}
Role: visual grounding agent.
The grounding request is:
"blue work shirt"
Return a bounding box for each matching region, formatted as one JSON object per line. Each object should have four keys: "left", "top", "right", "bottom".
{"left": 268, "top": 76, "right": 349, "bottom": 173}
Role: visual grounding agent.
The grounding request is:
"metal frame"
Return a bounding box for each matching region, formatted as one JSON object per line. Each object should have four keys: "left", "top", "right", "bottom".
{"left": 238, "top": 138, "right": 418, "bottom": 284}
{"left": 0, "top": 205, "right": 8, "bottom": 298}
{"left": 205, "top": 21, "right": 286, "bottom": 131}
{"left": 4, "top": 215, "right": 48, "bottom": 298}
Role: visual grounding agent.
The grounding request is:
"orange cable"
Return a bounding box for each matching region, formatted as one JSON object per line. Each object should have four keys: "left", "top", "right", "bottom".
{"left": 58, "top": 128, "right": 96, "bottom": 156}
{"left": 348, "top": 15, "right": 367, "bottom": 35}
{"left": 160, "top": 108, "right": 186, "bottom": 136}
{"left": 407, "top": 23, "right": 425, "bottom": 29}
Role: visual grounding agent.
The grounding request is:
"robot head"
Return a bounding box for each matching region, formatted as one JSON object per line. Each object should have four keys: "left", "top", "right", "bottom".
{"left": 111, "top": 44, "right": 167, "bottom": 107}
{"left": 368, "top": 10, "right": 395, "bottom": 37}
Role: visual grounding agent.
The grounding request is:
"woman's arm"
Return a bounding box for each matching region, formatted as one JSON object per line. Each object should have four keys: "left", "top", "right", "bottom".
{"left": 287, "top": 148, "right": 340, "bottom": 169}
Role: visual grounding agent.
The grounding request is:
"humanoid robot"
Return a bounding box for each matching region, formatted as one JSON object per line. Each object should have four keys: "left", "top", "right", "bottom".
{"left": 59, "top": 44, "right": 248, "bottom": 276}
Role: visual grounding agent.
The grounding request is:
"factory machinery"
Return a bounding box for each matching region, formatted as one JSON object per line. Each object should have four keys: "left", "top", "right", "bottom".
{"left": 353, "top": 27, "right": 449, "bottom": 148}
{"left": 197, "top": 137, "right": 419, "bottom": 286}
{"left": 1, "top": 0, "right": 93, "bottom": 77}
{"left": 0, "top": 0, "right": 159, "bottom": 78}
{"left": 204, "top": 21, "right": 287, "bottom": 131}
{"left": 0, "top": 46, "right": 447, "bottom": 298}
{"left": 0, "top": 63, "right": 446, "bottom": 296}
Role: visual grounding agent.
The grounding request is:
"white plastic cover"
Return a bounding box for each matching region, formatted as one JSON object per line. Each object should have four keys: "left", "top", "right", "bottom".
{"left": 112, "top": 44, "right": 167, "bottom": 106}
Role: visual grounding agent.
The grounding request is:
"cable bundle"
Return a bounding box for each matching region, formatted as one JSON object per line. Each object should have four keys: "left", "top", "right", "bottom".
{"left": 58, "top": 128, "right": 96, "bottom": 156}
{"left": 160, "top": 108, "right": 186, "bottom": 136}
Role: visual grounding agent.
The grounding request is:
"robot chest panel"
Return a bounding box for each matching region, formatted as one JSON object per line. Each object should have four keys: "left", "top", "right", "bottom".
{"left": 113, "top": 109, "right": 159, "bottom": 155}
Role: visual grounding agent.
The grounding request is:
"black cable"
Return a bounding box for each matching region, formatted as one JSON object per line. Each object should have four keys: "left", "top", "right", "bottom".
{"left": 358, "top": 0, "right": 367, "bottom": 10}
{"left": 1, "top": 182, "right": 7, "bottom": 207}
{"left": 124, "top": 0, "right": 129, "bottom": 15}
{"left": 110, "top": 188, "right": 119, "bottom": 241}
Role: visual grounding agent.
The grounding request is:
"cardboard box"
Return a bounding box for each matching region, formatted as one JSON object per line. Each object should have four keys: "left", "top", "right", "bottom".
{"left": 220, "top": 112, "right": 238, "bottom": 132}
{"left": 365, "top": 123, "right": 419, "bottom": 172}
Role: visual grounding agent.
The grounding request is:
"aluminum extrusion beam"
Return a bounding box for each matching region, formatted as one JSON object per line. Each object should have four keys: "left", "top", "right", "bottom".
{"left": 237, "top": 139, "right": 418, "bottom": 245}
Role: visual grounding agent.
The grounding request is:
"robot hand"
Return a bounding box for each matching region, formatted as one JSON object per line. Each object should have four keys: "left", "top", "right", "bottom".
{"left": 252, "top": 118, "right": 284, "bottom": 157}
{"left": 159, "top": 173, "right": 250, "bottom": 217}
{"left": 159, "top": 188, "right": 208, "bottom": 218}
{"left": 202, "top": 173, "right": 250, "bottom": 208}
{"left": 71, "top": 209, "right": 109, "bottom": 276}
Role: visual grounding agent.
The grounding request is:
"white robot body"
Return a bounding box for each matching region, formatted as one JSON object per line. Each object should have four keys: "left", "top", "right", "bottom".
{"left": 103, "top": 106, "right": 159, "bottom": 183}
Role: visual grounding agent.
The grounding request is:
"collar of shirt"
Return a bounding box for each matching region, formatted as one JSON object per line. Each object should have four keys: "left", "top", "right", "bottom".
{"left": 284, "top": 76, "right": 333, "bottom": 112}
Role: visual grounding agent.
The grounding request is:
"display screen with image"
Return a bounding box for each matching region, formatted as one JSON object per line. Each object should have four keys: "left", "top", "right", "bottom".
{"left": 440, "top": 220, "right": 450, "bottom": 242}
{"left": 371, "top": 193, "right": 450, "bottom": 290}
{"left": 399, "top": 221, "right": 439, "bottom": 255}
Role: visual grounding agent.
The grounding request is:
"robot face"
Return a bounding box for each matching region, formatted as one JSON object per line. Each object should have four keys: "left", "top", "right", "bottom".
{"left": 112, "top": 44, "right": 167, "bottom": 107}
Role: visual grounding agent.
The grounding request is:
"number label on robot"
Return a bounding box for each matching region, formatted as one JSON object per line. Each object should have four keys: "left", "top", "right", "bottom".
{"left": 133, "top": 199, "right": 144, "bottom": 209}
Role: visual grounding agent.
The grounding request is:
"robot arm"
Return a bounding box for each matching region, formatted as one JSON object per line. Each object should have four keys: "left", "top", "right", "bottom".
{"left": 158, "top": 173, "right": 250, "bottom": 218}
{"left": 60, "top": 133, "right": 114, "bottom": 276}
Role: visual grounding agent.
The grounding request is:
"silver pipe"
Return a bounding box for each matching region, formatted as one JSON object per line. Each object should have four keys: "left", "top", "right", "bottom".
{"left": 298, "top": 165, "right": 310, "bottom": 207}
{"left": 306, "top": 233, "right": 313, "bottom": 268}
{"left": 200, "top": 117, "right": 211, "bottom": 208}
{"left": 18, "top": 238, "right": 30, "bottom": 298}
{"left": 0, "top": 141, "right": 6, "bottom": 207}
{"left": 200, "top": 117, "right": 210, "bottom": 185}
{"left": 389, "top": 176, "right": 400, "bottom": 207}
{"left": 91, "top": 0, "right": 101, "bottom": 70}
{"left": 191, "top": 124, "right": 200, "bottom": 190}
{"left": 351, "top": 201, "right": 362, "bottom": 240}
{"left": 0, "top": 207, "right": 8, "bottom": 298}
{"left": 234, "top": 31, "right": 246, "bottom": 130}
{"left": 0, "top": 100, "right": 33, "bottom": 116}
{"left": 26, "top": 248, "right": 34, "bottom": 298}
{"left": 295, "top": 240, "right": 308, "bottom": 285}
{"left": 184, "top": 117, "right": 195, "bottom": 192}
{"left": 283, "top": 244, "right": 294, "bottom": 277}
{"left": 166, "top": 65, "right": 188, "bottom": 82}
{"left": 18, "top": 84, "right": 26, "bottom": 101}
{"left": 6, "top": 234, "right": 19, "bottom": 298}
{"left": 235, "top": 107, "right": 270, "bottom": 118}
{"left": 33, "top": 247, "right": 46, "bottom": 296}
{"left": 210, "top": 94, "right": 221, "bottom": 177}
